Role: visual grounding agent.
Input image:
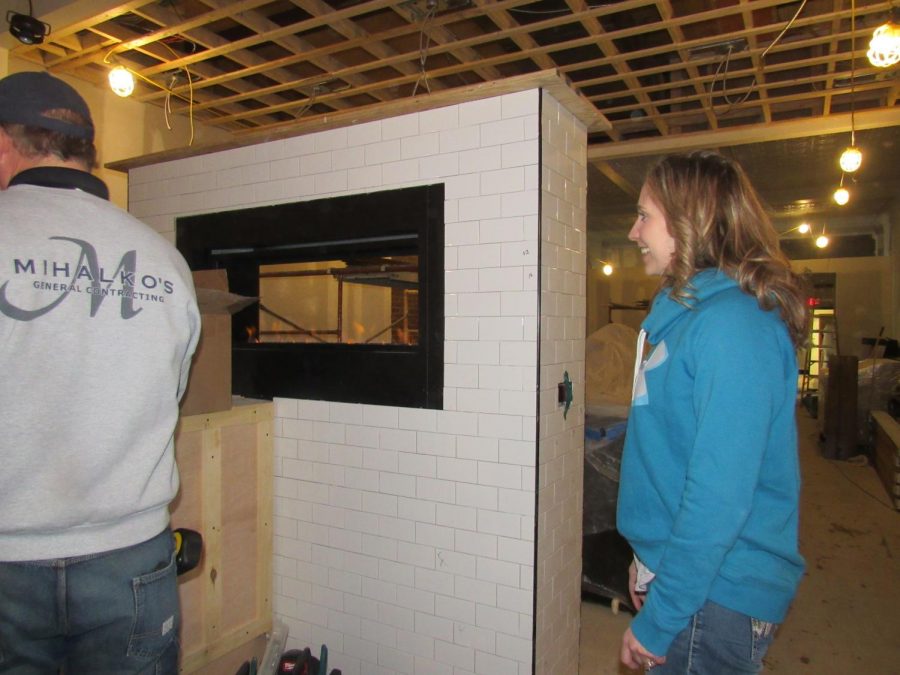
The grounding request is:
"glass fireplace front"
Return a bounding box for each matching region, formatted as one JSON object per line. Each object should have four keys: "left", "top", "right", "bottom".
{"left": 176, "top": 184, "right": 444, "bottom": 409}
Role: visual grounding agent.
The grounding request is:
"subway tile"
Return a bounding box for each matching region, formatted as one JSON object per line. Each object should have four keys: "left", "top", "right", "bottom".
{"left": 399, "top": 452, "right": 437, "bottom": 478}
{"left": 439, "top": 126, "right": 480, "bottom": 153}
{"left": 347, "top": 120, "right": 382, "bottom": 146}
{"left": 398, "top": 497, "right": 436, "bottom": 524}
{"left": 478, "top": 510, "right": 521, "bottom": 538}
{"left": 479, "top": 217, "right": 524, "bottom": 244}
{"left": 476, "top": 557, "right": 521, "bottom": 588}
{"left": 420, "top": 153, "right": 459, "bottom": 179}
{"left": 458, "top": 194, "right": 502, "bottom": 221}
{"left": 480, "top": 167, "right": 525, "bottom": 195}
{"left": 419, "top": 105, "right": 459, "bottom": 133}
{"left": 454, "top": 530, "right": 497, "bottom": 558}
{"left": 314, "top": 127, "right": 349, "bottom": 152}
{"left": 445, "top": 269, "right": 479, "bottom": 293}
{"left": 300, "top": 151, "right": 332, "bottom": 175}
{"left": 456, "top": 292, "right": 501, "bottom": 317}
{"left": 478, "top": 267, "right": 524, "bottom": 292}
{"left": 414, "top": 567, "right": 454, "bottom": 596}
{"left": 415, "top": 477, "right": 456, "bottom": 504}
{"left": 365, "top": 139, "right": 402, "bottom": 165}
{"left": 458, "top": 97, "right": 502, "bottom": 126}
{"left": 379, "top": 471, "right": 417, "bottom": 497}
{"left": 455, "top": 483, "right": 498, "bottom": 510}
{"left": 459, "top": 146, "right": 502, "bottom": 174}
{"left": 401, "top": 132, "right": 440, "bottom": 159}
{"left": 382, "top": 112, "right": 420, "bottom": 139}
{"left": 455, "top": 388, "right": 500, "bottom": 415}
{"left": 497, "top": 536, "right": 535, "bottom": 566}
{"left": 480, "top": 118, "right": 526, "bottom": 147}
{"left": 416, "top": 431, "right": 458, "bottom": 457}
{"left": 477, "top": 414, "right": 525, "bottom": 441}
{"left": 348, "top": 165, "right": 383, "bottom": 190}
{"left": 314, "top": 170, "right": 348, "bottom": 194}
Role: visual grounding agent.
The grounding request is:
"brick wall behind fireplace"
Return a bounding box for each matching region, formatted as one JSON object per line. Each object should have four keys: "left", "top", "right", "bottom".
{"left": 128, "top": 86, "right": 586, "bottom": 675}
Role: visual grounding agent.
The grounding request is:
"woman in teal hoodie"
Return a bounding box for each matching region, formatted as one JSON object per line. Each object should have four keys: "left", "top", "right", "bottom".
{"left": 617, "top": 151, "right": 808, "bottom": 673}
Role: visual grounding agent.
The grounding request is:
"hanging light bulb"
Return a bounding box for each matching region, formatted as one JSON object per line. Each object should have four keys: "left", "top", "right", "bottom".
{"left": 108, "top": 65, "right": 135, "bottom": 97}
{"left": 838, "top": 1, "right": 864, "bottom": 173}
{"left": 868, "top": 7, "right": 900, "bottom": 67}
{"left": 833, "top": 186, "right": 850, "bottom": 205}
{"left": 798, "top": 222, "right": 811, "bottom": 234}
{"left": 839, "top": 144, "right": 862, "bottom": 172}
{"left": 602, "top": 263, "right": 614, "bottom": 276}
{"left": 815, "top": 233, "right": 830, "bottom": 248}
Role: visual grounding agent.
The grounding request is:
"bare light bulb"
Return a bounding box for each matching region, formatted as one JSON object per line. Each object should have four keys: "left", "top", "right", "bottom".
{"left": 798, "top": 222, "right": 811, "bottom": 234}
{"left": 833, "top": 187, "right": 850, "bottom": 206}
{"left": 108, "top": 66, "right": 135, "bottom": 97}
{"left": 839, "top": 146, "right": 862, "bottom": 173}
{"left": 815, "top": 235, "right": 830, "bottom": 249}
{"left": 867, "top": 17, "right": 900, "bottom": 67}
{"left": 602, "top": 263, "right": 613, "bottom": 276}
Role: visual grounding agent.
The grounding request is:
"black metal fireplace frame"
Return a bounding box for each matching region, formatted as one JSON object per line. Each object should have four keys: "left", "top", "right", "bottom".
{"left": 176, "top": 184, "right": 444, "bottom": 409}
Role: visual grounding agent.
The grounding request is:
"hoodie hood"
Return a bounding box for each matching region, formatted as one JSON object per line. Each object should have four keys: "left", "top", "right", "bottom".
{"left": 642, "top": 268, "right": 739, "bottom": 344}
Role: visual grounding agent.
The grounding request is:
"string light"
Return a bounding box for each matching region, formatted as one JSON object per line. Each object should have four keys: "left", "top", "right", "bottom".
{"left": 839, "top": 0, "right": 863, "bottom": 173}
{"left": 833, "top": 185, "right": 850, "bottom": 205}
{"left": 868, "top": 6, "right": 900, "bottom": 67}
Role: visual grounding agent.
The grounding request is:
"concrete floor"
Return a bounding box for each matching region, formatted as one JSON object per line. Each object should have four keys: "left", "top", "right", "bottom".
{"left": 578, "top": 407, "right": 900, "bottom": 674}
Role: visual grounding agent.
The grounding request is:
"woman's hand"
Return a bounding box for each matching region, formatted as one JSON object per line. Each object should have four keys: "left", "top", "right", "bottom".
{"left": 620, "top": 626, "right": 666, "bottom": 671}
{"left": 628, "top": 560, "right": 645, "bottom": 610}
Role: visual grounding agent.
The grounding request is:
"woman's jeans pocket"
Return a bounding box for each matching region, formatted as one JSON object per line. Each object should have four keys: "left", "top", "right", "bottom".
{"left": 127, "top": 550, "right": 180, "bottom": 659}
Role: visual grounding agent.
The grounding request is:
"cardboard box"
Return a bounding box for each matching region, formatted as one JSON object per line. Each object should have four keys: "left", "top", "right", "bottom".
{"left": 180, "top": 270, "right": 255, "bottom": 417}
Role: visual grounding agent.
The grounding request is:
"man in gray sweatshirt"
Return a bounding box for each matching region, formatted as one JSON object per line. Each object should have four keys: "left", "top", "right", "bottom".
{"left": 0, "top": 71, "right": 200, "bottom": 674}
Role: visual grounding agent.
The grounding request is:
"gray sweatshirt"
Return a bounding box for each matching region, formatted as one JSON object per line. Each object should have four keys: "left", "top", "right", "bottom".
{"left": 0, "top": 173, "right": 200, "bottom": 561}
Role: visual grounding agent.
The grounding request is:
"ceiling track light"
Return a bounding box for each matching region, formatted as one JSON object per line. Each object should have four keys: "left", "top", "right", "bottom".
{"left": 868, "top": 5, "right": 900, "bottom": 67}
{"left": 6, "top": 1, "right": 50, "bottom": 45}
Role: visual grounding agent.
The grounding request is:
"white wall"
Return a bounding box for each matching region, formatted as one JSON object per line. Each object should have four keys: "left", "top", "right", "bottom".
{"left": 533, "top": 90, "right": 587, "bottom": 675}
{"left": 127, "top": 87, "right": 587, "bottom": 675}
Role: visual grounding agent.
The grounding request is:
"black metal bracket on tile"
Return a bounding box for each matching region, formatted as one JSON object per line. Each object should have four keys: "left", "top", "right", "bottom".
{"left": 558, "top": 370, "right": 573, "bottom": 419}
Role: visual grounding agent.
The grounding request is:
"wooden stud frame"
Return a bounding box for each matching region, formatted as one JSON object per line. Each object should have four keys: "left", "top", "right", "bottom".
{"left": 170, "top": 400, "right": 274, "bottom": 673}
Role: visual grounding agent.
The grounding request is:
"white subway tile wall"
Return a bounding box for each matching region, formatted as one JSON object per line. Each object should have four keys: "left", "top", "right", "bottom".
{"left": 130, "top": 88, "right": 586, "bottom": 675}
{"left": 533, "top": 92, "right": 587, "bottom": 675}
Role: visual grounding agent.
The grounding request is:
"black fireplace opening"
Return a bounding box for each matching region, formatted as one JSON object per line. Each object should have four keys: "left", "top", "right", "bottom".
{"left": 177, "top": 184, "right": 444, "bottom": 409}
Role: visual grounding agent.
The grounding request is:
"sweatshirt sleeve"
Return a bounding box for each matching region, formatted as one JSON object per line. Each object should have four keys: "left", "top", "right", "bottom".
{"left": 631, "top": 302, "right": 787, "bottom": 655}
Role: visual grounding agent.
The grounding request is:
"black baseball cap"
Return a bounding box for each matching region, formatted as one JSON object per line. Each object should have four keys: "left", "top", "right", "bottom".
{"left": 0, "top": 71, "right": 94, "bottom": 141}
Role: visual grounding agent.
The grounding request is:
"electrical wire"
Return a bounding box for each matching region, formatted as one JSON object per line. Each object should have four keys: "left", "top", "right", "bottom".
{"left": 828, "top": 455, "right": 895, "bottom": 510}
{"left": 708, "top": 0, "right": 809, "bottom": 117}
{"left": 412, "top": 1, "right": 438, "bottom": 96}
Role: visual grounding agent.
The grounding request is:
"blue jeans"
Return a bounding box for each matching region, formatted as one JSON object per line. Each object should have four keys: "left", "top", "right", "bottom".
{"left": 0, "top": 528, "right": 179, "bottom": 675}
{"left": 653, "top": 600, "right": 777, "bottom": 674}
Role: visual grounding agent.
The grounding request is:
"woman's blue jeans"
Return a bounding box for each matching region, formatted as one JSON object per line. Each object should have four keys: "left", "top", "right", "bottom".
{"left": 0, "top": 528, "right": 179, "bottom": 675}
{"left": 652, "top": 600, "right": 777, "bottom": 674}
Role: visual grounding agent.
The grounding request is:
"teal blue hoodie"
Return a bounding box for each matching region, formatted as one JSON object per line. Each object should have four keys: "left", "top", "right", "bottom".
{"left": 617, "top": 269, "right": 805, "bottom": 656}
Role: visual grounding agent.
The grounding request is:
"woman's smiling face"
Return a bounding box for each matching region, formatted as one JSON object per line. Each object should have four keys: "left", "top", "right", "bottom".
{"left": 629, "top": 184, "right": 676, "bottom": 276}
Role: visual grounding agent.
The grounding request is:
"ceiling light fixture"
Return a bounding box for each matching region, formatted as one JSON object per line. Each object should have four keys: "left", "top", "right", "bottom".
{"left": 840, "top": 0, "right": 863, "bottom": 173}
{"left": 798, "top": 222, "right": 811, "bottom": 234}
{"left": 868, "top": 4, "right": 900, "bottom": 67}
{"left": 6, "top": 1, "right": 50, "bottom": 45}
{"left": 108, "top": 65, "right": 135, "bottom": 97}
{"left": 815, "top": 231, "right": 830, "bottom": 248}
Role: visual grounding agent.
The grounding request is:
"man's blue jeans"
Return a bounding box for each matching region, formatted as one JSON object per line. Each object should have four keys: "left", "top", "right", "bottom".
{"left": 652, "top": 600, "right": 778, "bottom": 674}
{"left": 0, "top": 528, "right": 179, "bottom": 675}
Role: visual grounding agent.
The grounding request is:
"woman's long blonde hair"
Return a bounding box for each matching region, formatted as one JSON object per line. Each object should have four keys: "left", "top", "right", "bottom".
{"left": 645, "top": 150, "right": 808, "bottom": 347}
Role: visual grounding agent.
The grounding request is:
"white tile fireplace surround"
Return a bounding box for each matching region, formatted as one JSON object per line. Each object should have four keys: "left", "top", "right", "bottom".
{"left": 124, "top": 73, "right": 594, "bottom": 675}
